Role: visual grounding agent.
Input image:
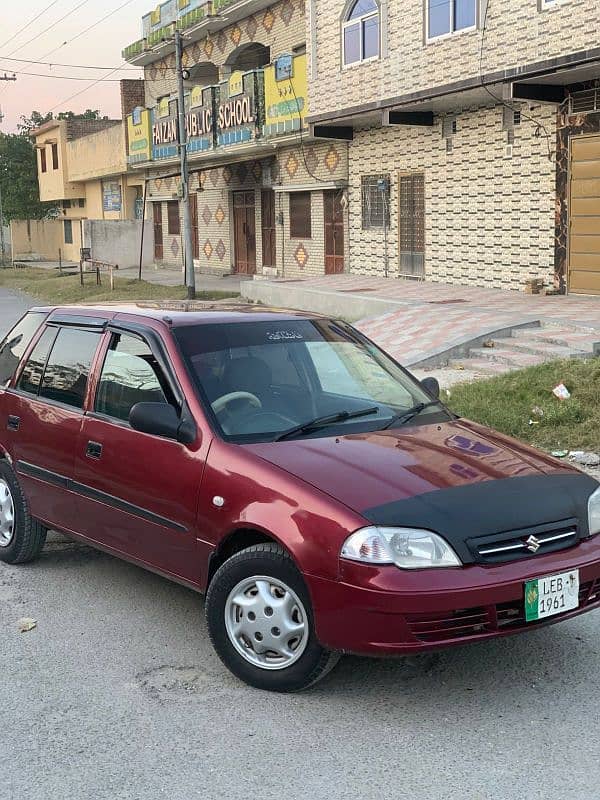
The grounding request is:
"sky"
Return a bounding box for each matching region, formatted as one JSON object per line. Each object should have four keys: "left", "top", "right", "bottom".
{"left": 0, "top": 0, "right": 152, "bottom": 132}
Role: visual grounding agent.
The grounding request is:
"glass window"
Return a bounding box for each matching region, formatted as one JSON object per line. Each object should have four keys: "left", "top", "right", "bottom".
{"left": 175, "top": 320, "right": 445, "bottom": 443}
{"left": 427, "top": 0, "right": 476, "bottom": 39}
{"left": 343, "top": 0, "right": 380, "bottom": 65}
{"left": 16, "top": 327, "right": 57, "bottom": 396}
{"left": 289, "top": 192, "right": 312, "bottom": 238}
{"left": 95, "top": 333, "right": 169, "bottom": 422}
{"left": 64, "top": 219, "right": 73, "bottom": 245}
{"left": 40, "top": 328, "right": 101, "bottom": 409}
{"left": 0, "top": 312, "right": 47, "bottom": 388}
{"left": 361, "top": 174, "right": 390, "bottom": 229}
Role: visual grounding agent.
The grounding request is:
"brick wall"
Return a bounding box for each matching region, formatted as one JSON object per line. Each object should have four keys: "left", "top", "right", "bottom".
{"left": 144, "top": 0, "right": 306, "bottom": 107}
{"left": 120, "top": 79, "right": 146, "bottom": 118}
{"left": 308, "top": 0, "right": 600, "bottom": 118}
{"left": 347, "top": 103, "right": 556, "bottom": 289}
{"left": 65, "top": 119, "right": 121, "bottom": 141}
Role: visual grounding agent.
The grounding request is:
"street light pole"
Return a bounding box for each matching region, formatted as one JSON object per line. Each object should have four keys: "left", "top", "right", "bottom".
{"left": 175, "top": 29, "right": 196, "bottom": 300}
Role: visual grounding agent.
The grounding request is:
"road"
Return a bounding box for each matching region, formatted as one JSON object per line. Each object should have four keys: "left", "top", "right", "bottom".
{"left": 1, "top": 285, "right": 600, "bottom": 799}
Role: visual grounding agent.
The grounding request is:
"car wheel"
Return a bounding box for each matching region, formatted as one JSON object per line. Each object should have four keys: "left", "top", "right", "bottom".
{"left": 206, "top": 543, "right": 340, "bottom": 692}
{"left": 0, "top": 461, "right": 47, "bottom": 565}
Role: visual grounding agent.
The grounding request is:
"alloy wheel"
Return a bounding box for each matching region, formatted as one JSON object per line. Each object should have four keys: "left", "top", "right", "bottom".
{"left": 0, "top": 478, "right": 15, "bottom": 548}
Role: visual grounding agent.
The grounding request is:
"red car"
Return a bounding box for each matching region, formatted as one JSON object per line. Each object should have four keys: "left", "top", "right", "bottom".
{"left": 0, "top": 305, "right": 599, "bottom": 692}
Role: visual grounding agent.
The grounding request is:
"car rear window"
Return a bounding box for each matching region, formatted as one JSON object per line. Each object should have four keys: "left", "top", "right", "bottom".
{"left": 0, "top": 312, "right": 47, "bottom": 388}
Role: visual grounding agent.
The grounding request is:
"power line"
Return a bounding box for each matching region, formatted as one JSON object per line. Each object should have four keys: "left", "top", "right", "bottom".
{"left": 2, "top": 0, "right": 94, "bottom": 59}
{"left": 48, "top": 64, "right": 124, "bottom": 112}
{"left": 0, "top": 0, "right": 62, "bottom": 51}
{"left": 0, "top": 67, "right": 125, "bottom": 82}
{"left": 0, "top": 54, "right": 138, "bottom": 71}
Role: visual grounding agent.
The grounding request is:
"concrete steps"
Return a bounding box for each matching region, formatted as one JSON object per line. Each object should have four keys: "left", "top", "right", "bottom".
{"left": 449, "top": 322, "right": 599, "bottom": 375}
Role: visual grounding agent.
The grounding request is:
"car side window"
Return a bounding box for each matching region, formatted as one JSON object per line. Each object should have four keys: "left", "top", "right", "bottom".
{"left": 95, "top": 333, "right": 169, "bottom": 422}
{"left": 0, "top": 312, "right": 47, "bottom": 388}
{"left": 15, "top": 327, "right": 58, "bottom": 396}
{"left": 39, "top": 327, "right": 102, "bottom": 409}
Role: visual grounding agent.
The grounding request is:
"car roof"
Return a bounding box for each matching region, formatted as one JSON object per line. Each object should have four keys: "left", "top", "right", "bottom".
{"left": 32, "top": 302, "right": 327, "bottom": 328}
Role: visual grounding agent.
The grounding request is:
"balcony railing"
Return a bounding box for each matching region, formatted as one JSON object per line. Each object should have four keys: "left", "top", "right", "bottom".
{"left": 147, "top": 22, "right": 176, "bottom": 47}
{"left": 177, "top": 5, "right": 205, "bottom": 30}
{"left": 122, "top": 39, "right": 145, "bottom": 59}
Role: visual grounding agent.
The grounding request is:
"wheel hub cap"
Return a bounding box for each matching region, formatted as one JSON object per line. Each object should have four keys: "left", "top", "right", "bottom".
{"left": 224, "top": 576, "right": 308, "bottom": 670}
{"left": 0, "top": 479, "right": 15, "bottom": 548}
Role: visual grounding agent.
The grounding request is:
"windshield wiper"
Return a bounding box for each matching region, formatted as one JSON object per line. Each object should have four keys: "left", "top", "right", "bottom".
{"left": 275, "top": 406, "right": 379, "bottom": 442}
{"left": 380, "top": 400, "right": 443, "bottom": 430}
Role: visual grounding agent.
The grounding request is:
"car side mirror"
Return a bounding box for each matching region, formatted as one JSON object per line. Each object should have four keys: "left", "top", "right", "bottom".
{"left": 129, "top": 402, "right": 186, "bottom": 442}
{"left": 421, "top": 376, "right": 440, "bottom": 401}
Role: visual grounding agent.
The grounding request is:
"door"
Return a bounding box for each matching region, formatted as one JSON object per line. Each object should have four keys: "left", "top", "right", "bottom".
{"left": 233, "top": 191, "right": 256, "bottom": 274}
{"left": 5, "top": 324, "right": 103, "bottom": 532}
{"left": 324, "top": 190, "right": 345, "bottom": 274}
{"left": 153, "top": 202, "right": 163, "bottom": 260}
{"left": 190, "top": 192, "right": 200, "bottom": 260}
{"left": 73, "top": 329, "right": 201, "bottom": 582}
{"left": 398, "top": 172, "right": 425, "bottom": 277}
{"left": 569, "top": 135, "right": 600, "bottom": 294}
{"left": 261, "top": 189, "right": 276, "bottom": 269}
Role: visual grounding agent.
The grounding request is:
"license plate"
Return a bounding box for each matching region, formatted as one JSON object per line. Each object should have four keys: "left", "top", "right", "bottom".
{"left": 524, "top": 569, "right": 579, "bottom": 622}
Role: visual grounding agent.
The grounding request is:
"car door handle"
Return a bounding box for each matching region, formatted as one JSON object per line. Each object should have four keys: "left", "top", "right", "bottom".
{"left": 86, "top": 441, "right": 103, "bottom": 460}
{"left": 7, "top": 415, "right": 20, "bottom": 432}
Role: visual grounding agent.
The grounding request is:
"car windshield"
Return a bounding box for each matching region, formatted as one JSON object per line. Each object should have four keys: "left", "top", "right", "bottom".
{"left": 174, "top": 318, "right": 449, "bottom": 443}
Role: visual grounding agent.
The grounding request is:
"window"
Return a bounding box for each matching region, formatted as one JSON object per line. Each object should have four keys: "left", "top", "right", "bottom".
{"left": 95, "top": 333, "right": 170, "bottom": 423}
{"left": 63, "top": 199, "right": 72, "bottom": 209}
{"left": 343, "top": 0, "right": 380, "bottom": 65}
{"left": 0, "top": 312, "right": 47, "bottom": 388}
{"left": 16, "top": 327, "right": 57, "bottom": 396}
{"left": 289, "top": 192, "right": 312, "bottom": 238}
{"left": 427, "top": 0, "right": 476, "bottom": 39}
{"left": 40, "top": 148, "right": 47, "bottom": 173}
{"left": 64, "top": 220, "right": 73, "bottom": 245}
{"left": 78, "top": 198, "right": 86, "bottom": 208}
{"left": 39, "top": 328, "right": 101, "bottom": 409}
{"left": 361, "top": 175, "right": 390, "bottom": 229}
{"left": 399, "top": 173, "right": 425, "bottom": 277}
{"left": 167, "top": 200, "right": 180, "bottom": 235}
{"left": 51, "top": 143, "right": 59, "bottom": 170}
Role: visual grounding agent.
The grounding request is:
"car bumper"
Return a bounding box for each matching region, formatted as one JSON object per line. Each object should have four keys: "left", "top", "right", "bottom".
{"left": 305, "top": 537, "right": 600, "bottom": 655}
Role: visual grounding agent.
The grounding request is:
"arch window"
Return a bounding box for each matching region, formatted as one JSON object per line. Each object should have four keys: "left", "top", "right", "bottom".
{"left": 342, "top": 0, "right": 380, "bottom": 66}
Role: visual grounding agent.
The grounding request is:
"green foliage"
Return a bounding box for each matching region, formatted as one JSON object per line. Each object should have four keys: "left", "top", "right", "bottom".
{"left": 448, "top": 358, "right": 600, "bottom": 452}
{"left": 0, "top": 133, "right": 52, "bottom": 221}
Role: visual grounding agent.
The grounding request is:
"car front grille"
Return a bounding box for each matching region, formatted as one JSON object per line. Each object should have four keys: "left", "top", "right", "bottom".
{"left": 405, "top": 580, "right": 599, "bottom": 644}
{"left": 468, "top": 520, "right": 579, "bottom": 565}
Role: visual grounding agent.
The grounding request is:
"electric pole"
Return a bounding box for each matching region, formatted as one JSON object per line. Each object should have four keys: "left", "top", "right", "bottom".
{"left": 174, "top": 30, "right": 196, "bottom": 300}
{"left": 0, "top": 184, "right": 5, "bottom": 266}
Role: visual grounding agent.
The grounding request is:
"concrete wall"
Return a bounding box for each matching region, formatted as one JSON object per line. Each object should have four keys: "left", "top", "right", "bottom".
{"left": 10, "top": 219, "right": 63, "bottom": 262}
{"left": 35, "top": 121, "right": 85, "bottom": 203}
{"left": 83, "top": 219, "right": 154, "bottom": 268}
{"left": 308, "top": 0, "right": 600, "bottom": 118}
{"left": 1, "top": 225, "right": 10, "bottom": 263}
{"left": 346, "top": 103, "right": 556, "bottom": 290}
{"left": 68, "top": 124, "right": 127, "bottom": 183}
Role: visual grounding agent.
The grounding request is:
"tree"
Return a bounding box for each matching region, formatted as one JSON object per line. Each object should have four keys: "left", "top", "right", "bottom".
{"left": 0, "top": 133, "right": 52, "bottom": 221}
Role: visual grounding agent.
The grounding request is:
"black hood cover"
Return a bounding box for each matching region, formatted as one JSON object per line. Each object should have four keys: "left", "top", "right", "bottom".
{"left": 363, "top": 472, "right": 599, "bottom": 565}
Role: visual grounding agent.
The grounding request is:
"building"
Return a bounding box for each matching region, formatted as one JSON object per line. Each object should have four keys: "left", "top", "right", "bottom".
{"left": 24, "top": 81, "right": 148, "bottom": 264}
{"left": 305, "top": 0, "right": 600, "bottom": 295}
{"left": 122, "top": 0, "right": 348, "bottom": 278}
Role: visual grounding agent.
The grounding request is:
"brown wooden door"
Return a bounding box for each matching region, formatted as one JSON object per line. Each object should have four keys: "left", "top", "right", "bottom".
{"left": 569, "top": 135, "right": 600, "bottom": 294}
{"left": 153, "top": 202, "right": 163, "bottom": 260}
{"left": 190, "top": 193, "right": 199, "bottom": 260}
{"left": 261, "top": 190, "right": 276, "bottom": 269}
{"left": 233, "top": 191, "right": 256, "bottom": 274}
{"left": 324, "top": 190, "right": 344, "bottom": 274}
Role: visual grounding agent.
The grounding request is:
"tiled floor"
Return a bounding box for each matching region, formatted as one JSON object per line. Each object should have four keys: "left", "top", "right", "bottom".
{"left": 267, "top": 275, "right": 600, "bottom": 365}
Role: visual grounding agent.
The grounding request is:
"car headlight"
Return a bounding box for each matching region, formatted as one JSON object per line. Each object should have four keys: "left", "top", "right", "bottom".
{"left": 341, "top": 526, "right": 462, "bottom": 569}
{"left": 589, "top": 487, "right": 600, "bottom": 536}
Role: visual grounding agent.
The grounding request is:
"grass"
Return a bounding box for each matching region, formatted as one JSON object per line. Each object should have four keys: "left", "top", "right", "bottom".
{"left": 0, "top": 266, "right": 239, "bottom": 305}
{"left": 447, "top": 358, "right": 600, "bottom": 452}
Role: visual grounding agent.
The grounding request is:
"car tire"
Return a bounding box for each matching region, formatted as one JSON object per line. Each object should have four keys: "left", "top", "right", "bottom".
{"left": 0, "top": 460, "right": 47, "bottom": 565}
{"left": 206, "top": 543, "right": 340, "bottom": 692}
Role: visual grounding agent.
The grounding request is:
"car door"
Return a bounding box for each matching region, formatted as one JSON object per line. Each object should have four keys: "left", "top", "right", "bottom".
{"left": 72, "top": 326, "right": 203, "bottom": 584}
{"left": 3, "top": 322, "right": 104, "bottom": 532}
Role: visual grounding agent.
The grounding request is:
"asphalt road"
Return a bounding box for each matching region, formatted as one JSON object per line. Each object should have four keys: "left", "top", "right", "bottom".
{"left": 2, "top": 286, "right": 600, "bottom": 799}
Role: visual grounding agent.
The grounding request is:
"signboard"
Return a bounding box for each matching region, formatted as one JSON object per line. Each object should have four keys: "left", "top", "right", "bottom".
{"left": 216, "top": 70, "right": 262, "bottom": 147}
{"left": 102, "top": 181, "right": 122, "bottom": 213}
{"left": 158, "top": 97, "right": 170, "bottom": 118}
{"left": 263, "top": 53, "right": 307, "bottom": 137}
{"left": 127, "top": 107, "right": 152, "bottom": 164}
{"left": 152, "top": 87, "right": 216, "bottom": 159}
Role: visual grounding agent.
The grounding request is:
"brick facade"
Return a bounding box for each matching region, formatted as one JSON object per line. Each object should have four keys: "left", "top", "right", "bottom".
{"left": 347, "top": 105, "right": 556, "bottom": 289}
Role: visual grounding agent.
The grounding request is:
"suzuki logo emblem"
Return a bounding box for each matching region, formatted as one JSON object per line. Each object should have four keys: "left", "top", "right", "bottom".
{"left": 525, "top": 535, "right": 541, "bottom": 553}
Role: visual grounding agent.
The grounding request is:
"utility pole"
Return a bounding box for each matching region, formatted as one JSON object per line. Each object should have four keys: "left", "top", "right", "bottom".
{"left": 174, "top": 30, "right": 196, "bottom": 300}
{"left": 0, "top": 184, "right": 5, "bottom": 266}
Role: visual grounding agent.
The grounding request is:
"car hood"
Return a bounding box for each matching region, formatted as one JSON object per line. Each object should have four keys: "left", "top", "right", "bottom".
{"left": 244, "top": 419, "right": 598, "bottom": 562}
